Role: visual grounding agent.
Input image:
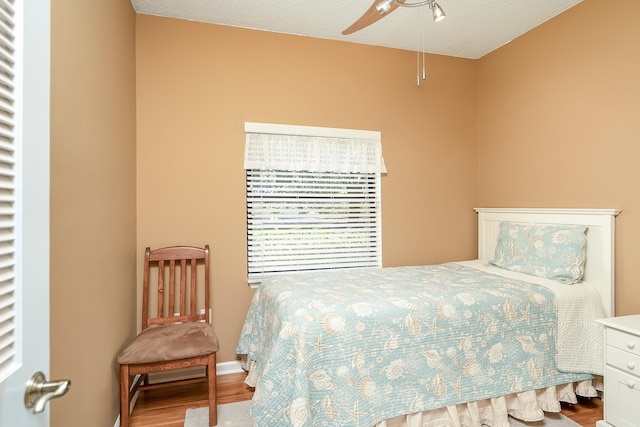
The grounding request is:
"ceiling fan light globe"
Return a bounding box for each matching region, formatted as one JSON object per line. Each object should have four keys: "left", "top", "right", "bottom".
{"left": 431, "top": 2, "right": 446, "bottom": 21}
{"left": 376, "top": 0, "right": 394, "bottom": 15}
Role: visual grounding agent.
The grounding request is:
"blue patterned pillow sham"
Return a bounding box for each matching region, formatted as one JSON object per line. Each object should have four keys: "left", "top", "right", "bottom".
{"left": 490, "top": 222, "right": 587, "bottom": 284}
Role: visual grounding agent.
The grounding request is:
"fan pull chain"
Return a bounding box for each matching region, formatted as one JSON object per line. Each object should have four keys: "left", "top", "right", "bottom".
{"left": 417, "top": 50, "right": 421, "bottom": 86}
{"left": 416, "top": 7, "right": 427, "bottom": 87}
{"left": 416, "top": 10, "right": 421, "bottom": 86}
{"left": 423, "top": 52, "right": 426, "bottom": 80}
{"left": 422, "top": 6, "right": 427, "bottom": 82}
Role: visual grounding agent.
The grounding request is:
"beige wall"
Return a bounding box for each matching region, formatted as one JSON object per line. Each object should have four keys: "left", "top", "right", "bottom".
{"left": 135, "top": 15, "right": 479, "bottom": 362}
{"left": 477, "top": 0, "right": 640, "bottom": 315}
{"left": 50, "top": 0, "right": 137, "bottom": 426}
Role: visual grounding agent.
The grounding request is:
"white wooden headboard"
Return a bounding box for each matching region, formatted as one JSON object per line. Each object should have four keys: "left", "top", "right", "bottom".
{"left": 475, "top": 208, "right": 622, "bottom": 318}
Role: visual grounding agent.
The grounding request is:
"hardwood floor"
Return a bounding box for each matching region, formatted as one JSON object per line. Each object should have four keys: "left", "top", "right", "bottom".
{"left": 129, "top": 373, "right": 254, "bottom": 427}
{"left": 560, "top": 396, "right": 604, "bottom": 427}
{"left": 130, "top": 372, "right": 603, "bottom": 426}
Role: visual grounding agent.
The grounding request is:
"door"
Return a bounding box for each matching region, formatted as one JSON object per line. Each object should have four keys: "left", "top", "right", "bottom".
{"left": 0, "top": 1, "right": 53, "bottom": 426}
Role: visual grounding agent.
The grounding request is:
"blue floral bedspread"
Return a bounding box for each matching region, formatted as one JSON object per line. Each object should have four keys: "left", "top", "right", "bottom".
{"left": 236, "top": 263, "right": 592, "bottom": 426}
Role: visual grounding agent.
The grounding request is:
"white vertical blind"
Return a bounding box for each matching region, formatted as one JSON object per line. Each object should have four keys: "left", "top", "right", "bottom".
{"left": 0, "top": 0, "right": 16, "bottom": 382}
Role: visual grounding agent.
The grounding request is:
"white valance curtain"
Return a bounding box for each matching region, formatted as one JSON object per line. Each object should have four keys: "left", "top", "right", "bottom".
{"left": 243, "top": 122, "right": 387, "bottom": 174}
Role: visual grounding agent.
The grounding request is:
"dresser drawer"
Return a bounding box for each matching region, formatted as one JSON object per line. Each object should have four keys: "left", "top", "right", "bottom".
{"left": 607, "top": 328, "right": 640, "bottom": 356}
{"left": 604, "top": 366, "right": 640, "bottom": 427}
{"left": 607, "top": 345, "right": 640, "bottom": 376}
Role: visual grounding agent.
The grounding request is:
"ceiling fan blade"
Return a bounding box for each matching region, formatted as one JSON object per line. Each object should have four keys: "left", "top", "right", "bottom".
{"left": 342, "top": 0, "right": 406, "bottom": 35}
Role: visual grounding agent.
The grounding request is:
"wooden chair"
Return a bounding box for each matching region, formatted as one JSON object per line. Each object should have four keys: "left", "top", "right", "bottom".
{"left": 117, "top": 245, "right": 219, "bottom": 427}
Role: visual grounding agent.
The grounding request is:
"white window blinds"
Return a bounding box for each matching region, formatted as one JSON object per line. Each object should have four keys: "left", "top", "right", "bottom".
{"left": 244, "top": 123, "right": 385, "bottom": 280}
{"left": 0, "top": 0, "right": 17, "bottom": 382}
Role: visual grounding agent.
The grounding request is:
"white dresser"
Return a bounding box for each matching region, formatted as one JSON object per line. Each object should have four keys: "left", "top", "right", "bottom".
{"left": 596, "top": 315, "right": 640, "bottom": 427}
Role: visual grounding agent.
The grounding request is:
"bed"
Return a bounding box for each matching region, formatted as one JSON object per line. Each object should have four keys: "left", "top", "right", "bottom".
{"left": 236, "top": 208, "right": 621, "bottom": 427}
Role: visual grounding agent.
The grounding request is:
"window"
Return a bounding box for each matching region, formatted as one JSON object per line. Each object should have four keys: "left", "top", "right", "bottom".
{"left": 244, "top": 123, "right": 386, "bottom": 281}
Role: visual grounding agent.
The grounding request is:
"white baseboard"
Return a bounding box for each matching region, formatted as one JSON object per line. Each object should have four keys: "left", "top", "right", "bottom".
{"left": 113, "top": 360, "right": 245, "bottom": 427}
{"left": 217, "top": 360, "right": 244, "bottom": 375}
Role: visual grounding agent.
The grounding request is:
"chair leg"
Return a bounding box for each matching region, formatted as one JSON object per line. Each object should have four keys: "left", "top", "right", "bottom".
{"left": 208, "top": 353, "right": 217, "bottom": 426}
{"left": 120, "top": 364, "right": 130, "bottom": 427}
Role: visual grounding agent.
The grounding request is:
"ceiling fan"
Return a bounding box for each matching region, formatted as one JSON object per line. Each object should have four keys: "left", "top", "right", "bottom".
{"left": 342, "top": 0, "right": 446, "bottom": 35}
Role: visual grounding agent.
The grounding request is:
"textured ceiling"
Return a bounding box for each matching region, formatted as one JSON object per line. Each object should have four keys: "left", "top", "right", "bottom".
{"left": 131, "top": 0, "right": 583, "bottom": 59}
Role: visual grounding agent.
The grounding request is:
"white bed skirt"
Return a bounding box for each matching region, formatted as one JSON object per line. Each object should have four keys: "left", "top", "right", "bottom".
{"left": 375, "top": 378, "right": 602, "bottom": 427}
{"left": 243, "top": 357, "right": 600, "bottom": 427}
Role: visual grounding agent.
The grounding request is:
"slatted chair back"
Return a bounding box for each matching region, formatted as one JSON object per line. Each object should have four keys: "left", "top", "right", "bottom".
{"left": 142, "top": 245, "right": 210, "bottom": 330}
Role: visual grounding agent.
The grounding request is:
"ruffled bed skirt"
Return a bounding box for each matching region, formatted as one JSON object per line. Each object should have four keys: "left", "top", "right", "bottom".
{"left": 243, "top": 357, "right": 601, "bottom": 427}
{"left": 375, "top": 378, "right": 602, "bottom": 427}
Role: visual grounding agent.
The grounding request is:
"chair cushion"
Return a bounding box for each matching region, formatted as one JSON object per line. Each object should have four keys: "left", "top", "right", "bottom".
{"left": 117, "top": 322, "right": 219, "bottom": 365}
